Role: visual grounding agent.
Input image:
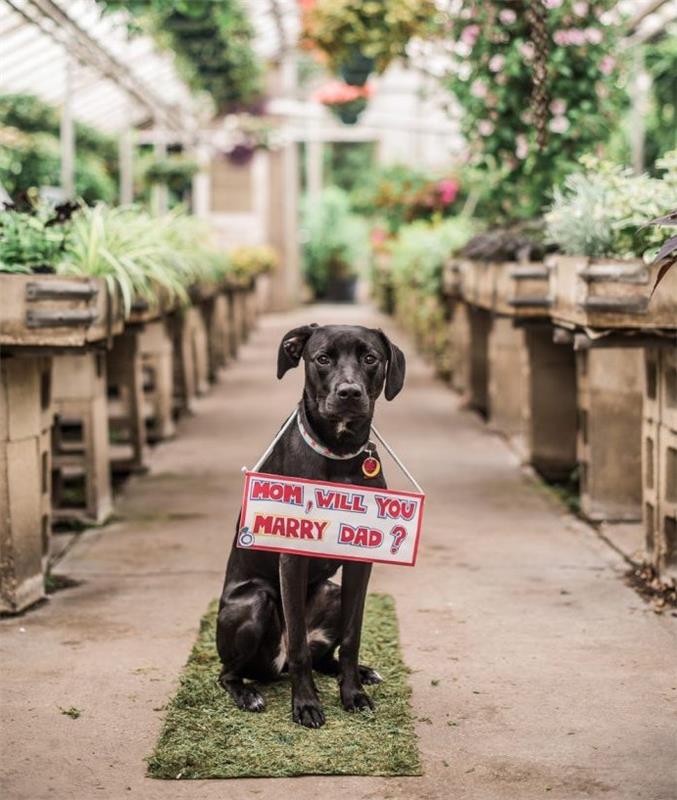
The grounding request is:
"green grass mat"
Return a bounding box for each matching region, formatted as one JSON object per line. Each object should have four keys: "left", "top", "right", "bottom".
{"left": 148, "top": 593, "right": 421, "bottom": 779}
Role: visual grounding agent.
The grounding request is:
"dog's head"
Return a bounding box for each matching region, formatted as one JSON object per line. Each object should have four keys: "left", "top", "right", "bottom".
{"left": 277, "top": 324, "right": 405, "bottom": 424}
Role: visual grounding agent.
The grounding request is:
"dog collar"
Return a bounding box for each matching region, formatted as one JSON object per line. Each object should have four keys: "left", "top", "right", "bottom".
{"left": 296, "top": 412, "right": 369, "bottom": 461}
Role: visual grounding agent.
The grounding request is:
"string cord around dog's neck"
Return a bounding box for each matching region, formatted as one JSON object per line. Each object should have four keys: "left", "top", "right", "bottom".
{"left": 243, "top": 407, "right": 423, "bottom": 493}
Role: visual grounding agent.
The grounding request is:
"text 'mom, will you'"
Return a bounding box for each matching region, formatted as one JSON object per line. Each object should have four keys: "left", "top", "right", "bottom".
{"left": 238, "top": 472, "right": 425, "bottom": 566}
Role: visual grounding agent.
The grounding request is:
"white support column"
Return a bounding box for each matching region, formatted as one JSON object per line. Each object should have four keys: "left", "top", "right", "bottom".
{"left": 630, "top": 48, "right": 651, "bottom": 175}
{"left": 283, "top": 140, "right": 301, "bottom": 305}
{"left": 151, "top": 135, "right": 168, "bottom": 215}
{"left": 192, "top": 141, "right": 211, "bottom": 218}
{"left": 118, "top": 121, "right": 134, "bottom": 205}
{"left": 305, "top": 127, "right": 323, "bottom": 201}
{"left": 60, "top": 56, "right": 75, "bottom": 198}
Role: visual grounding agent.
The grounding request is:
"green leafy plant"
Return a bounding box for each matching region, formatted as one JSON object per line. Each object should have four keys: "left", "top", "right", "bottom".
{"left": 301, "top": 186, "right": 369, "bottom": 298}
{"left": 644, "top": 26, "right": 677, "bottom": 171}
{"left": 0, "top": 201, "right": 69, "bottom": 273}
{"left": 388, "top": 216, "right": 478, "bottom": 296}
{"left": 100, "top": 1, "right": 263, "bottom": 113}
{"left": 545, "top": 151, "right": 677, "bottom": 259}
{"left": 0, "top": 94, "right": 118, "bottom": 202}
{"left": 443, "top": 1, "right": 626, "bottom": 223}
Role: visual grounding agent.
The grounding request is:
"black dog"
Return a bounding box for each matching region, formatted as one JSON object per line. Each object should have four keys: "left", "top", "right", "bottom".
{"left": 216, "top": 323, "right": 406, "bottom": 728}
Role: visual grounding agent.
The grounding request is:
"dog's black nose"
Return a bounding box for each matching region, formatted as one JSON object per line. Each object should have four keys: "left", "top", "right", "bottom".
{"left": 336, "top": 382, "right": 363, "bottom": 401}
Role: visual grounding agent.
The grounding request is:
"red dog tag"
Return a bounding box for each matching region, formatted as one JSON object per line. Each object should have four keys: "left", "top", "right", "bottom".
{"left": 362, "top": 456, "right": 381, "bottom": 479}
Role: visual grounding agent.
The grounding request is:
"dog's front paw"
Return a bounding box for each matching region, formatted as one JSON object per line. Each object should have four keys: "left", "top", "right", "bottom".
{"left": 293, "top": 697, "right": 326, "bottom": 728}
{"left": 341, "top": 686, "right": 374, "bottom": 713}
{"left": 358, "top": 664, "right": 383, "bottom": 685}
{"left": 235, "top": 685, "right": 266, "bottom": 712}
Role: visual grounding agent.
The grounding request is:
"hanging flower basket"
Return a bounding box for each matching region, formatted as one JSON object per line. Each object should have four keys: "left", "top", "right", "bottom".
{"left": 339, "top": 50, "right": 375, "bottom": 86}
{"left": 222, "top": 113, "right": 277, "bottom": 167}
{"left": 314, "top": 81, "right": 373, "bottom": 126}
{"left": 226, "top": 144, "right": 256, "bottom": 166}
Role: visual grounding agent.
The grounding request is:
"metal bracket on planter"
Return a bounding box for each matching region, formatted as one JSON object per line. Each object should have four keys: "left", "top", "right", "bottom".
{"left": 509, "top": 266, "right": 550, "bottom": 280}
{"left": 25, "top": 279, "right": 99, "bottom": 301}
{"left": 26, "top": 309, "right": 99, "bottom": 328}
{"left": 581, "top": 296, "right": 649, "bottom": 314}
{"left": 578, "top": 264, "right": 649, "bottom": 284}
{"left": 507, "top": 296, "right": 552, "bottom": 308}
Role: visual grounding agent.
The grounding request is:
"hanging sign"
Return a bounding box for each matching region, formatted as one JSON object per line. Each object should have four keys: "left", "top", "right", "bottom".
{"left": 237, "top": 471, "right": 425, "bottom": 567}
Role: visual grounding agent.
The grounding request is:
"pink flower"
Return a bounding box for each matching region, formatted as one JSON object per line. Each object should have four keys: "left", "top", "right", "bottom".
{"left": 461, "top": 24, "right": 480, "bottom": 46}
{"left": 573, "top": 1, "right": 589, "bottom": 15}
{"left": 498, "top": 9, "right": 517, "bottom": 24}
{"left": 516, "top": 134, "right": 529, "bottom": 160}
{"left": 437, "top": 179, "right": 459, "bottom": 205}
{"left": 489, "top": 54, "right": 505, "bottom": 72}
{"left": 585, "top": 27, "right": 603, "bottom": 44}
{"left": 470, "top": 79, "right": 488, "bottom": 98}
{"left": 549, "top": 116, "right": 570, "bottom": 134}
{"left": 554, "top": 28, "right": 587, "bottom": 46}
{"left": 599, "top": 55, "right": 615, "bottom": 75}
{"left": 370, "top": 227, "right": 387, "bottom": 245}
{"left": 544, "top": 0, "right": 563, "bottom": 7}
{"left": 478, "top": 120, "right": 495, "bottom": 136}
{"left": 550, "top": 98, "right": 567, "bottom": 115}
{"left": 520, "top": 41, "right": 535, "bottom": 60}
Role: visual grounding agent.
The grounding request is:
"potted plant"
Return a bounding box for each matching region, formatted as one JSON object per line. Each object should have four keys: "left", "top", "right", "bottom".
{"left": 302, "top": 186, "right": 369, "bottom": 302}
{"left": 314, "top": 81, "right": 373, "bottom": 125}
{"left": 222, "top": 114, "right": 277, "bottom": 166}
{"left": 544, "top": 151, "right": 677, "bottom": 326}
{"left": 303, "top": 0, "right": 436, "bottom": 84}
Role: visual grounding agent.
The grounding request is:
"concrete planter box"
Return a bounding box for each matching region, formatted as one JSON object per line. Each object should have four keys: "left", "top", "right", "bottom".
{"left": 459, "top": 260, "right": 553, "bottom": 318}
{"left": 643, "top": 345, "right": 677, "bottom": 578}
{"left": 458, "top": 259, "right": 495, "bottom": 311}
{"left": 0, "top": 274, "right": 123, "bottom": 348}
{"left": 549, "top": 255, "right": 677, "bottom": 329}
{"left": 0, "top": 357, "right": 52, "bottom": 613}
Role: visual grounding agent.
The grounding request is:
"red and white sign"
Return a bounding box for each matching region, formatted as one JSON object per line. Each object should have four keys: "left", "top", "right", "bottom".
{"left": 238, "top": 471, "right": 425, "bottom": 567}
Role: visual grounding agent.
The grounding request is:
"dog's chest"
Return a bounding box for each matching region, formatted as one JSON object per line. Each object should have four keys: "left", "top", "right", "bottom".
{"left": 307, "top": 557, "right": 341, "bottom": 583}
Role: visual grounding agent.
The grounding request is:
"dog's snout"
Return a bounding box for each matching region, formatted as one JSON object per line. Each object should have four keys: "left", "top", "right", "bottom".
{"left": 336, "top": 382, "right": 363, "bottom": 401}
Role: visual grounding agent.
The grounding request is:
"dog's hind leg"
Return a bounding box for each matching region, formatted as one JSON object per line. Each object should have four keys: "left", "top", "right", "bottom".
{"left": 216, "top": 581, "right": 281, "bottom": 712}
{"left": 308, "top": 580, "right": 383, "bottom": 686}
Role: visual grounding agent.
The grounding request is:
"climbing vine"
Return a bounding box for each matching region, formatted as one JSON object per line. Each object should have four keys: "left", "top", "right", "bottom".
{"left": 443, "top": 0, "right": 626, "bottom": 222}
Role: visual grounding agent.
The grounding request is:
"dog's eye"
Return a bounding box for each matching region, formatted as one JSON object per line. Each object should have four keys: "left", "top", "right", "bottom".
{"left": 316, "top": 354, "right": 331, "bottom": 366}
{"left": 363, "top": 354, "right": 378, "bottom": 365}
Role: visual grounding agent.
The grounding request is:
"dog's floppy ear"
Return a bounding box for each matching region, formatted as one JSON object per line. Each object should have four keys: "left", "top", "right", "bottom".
{"left": 277, "top": 324, "right": 318, "bottom": 379}
{"left": 378, "top": 330, "right": 406, "bottom": 400}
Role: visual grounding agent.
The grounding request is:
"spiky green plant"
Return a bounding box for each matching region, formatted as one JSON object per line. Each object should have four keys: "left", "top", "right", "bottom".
{"left": 56, "top": 205, "right": 190, "bottom": 314}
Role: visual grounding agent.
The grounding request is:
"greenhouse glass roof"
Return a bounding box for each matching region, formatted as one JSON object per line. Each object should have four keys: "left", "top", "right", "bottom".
{"left": 1, "top": 0, "right": 675, "bottom": 136}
